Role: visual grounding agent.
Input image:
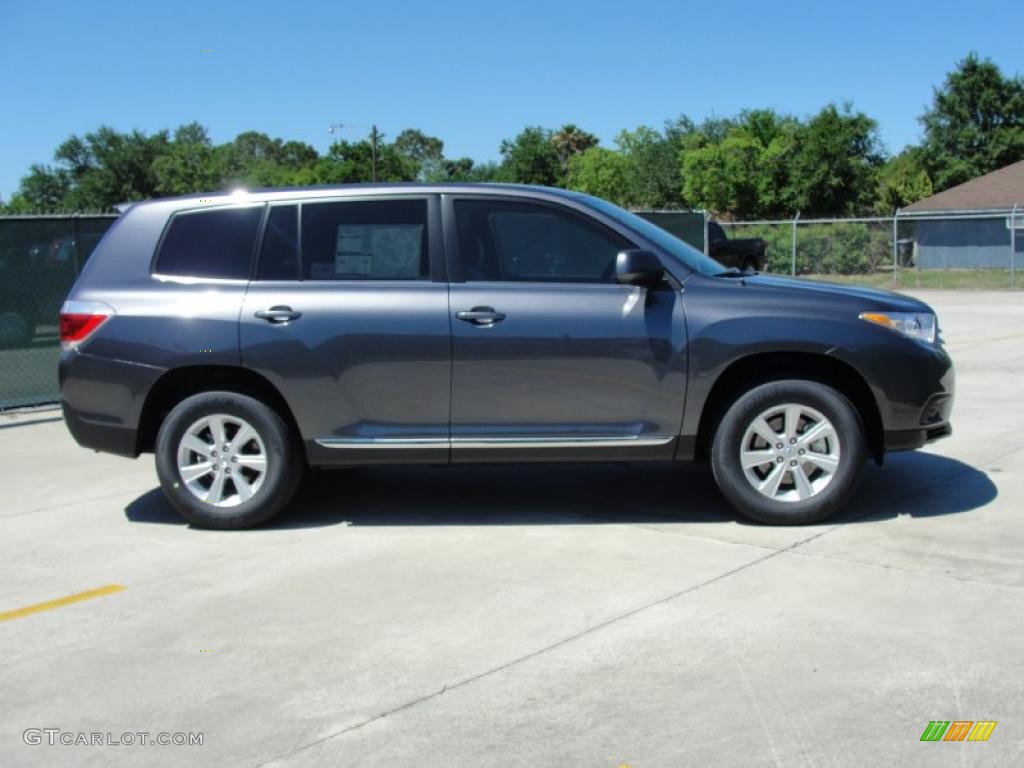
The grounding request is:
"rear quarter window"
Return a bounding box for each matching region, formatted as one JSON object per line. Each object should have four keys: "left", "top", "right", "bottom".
{"left": 154, "top": 206, "right": 264, "bottom": 279}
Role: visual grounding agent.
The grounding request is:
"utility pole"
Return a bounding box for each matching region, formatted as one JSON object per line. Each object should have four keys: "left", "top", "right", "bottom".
{"left": 370, "top": 124, "right": 379, "bottom": 182}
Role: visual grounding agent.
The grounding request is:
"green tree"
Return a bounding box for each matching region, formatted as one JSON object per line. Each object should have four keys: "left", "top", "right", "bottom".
{"left": 920, "top": 53, "right": 1024, "bottom": 191}
{"left": 219, "top": 131, "right": 318, "bottom": 188}
{"left": 681, "top": 110, "right": 799, "bottom": 217}
{"left": 394, "top": 129, "right": 445, "bottom": 180}
{"left": 9, "top": 126, "right": 172, "bottom": 211}
{"left": 566, "top": 147, "right": 632, "bottom": 204}
{"left": 311, "top": 138, "right": 418, "bottom": 183}
{"left": 550, "top": 124, "right": 599, "bottom": 176}
{"left": 615, "top": 125, "right": 684, "bottom": 209}
{"left": 5, "top": 166, "right": 73, "bottom": 212}
{"left": 682, "top": 106, "right": 880, "bottom": 218}
{"left": 463, "top": 160, "right": 503, "bottom": 182}
{"left": 875, "top": 149, "right": 933, "bottom": 213}
{"left": 423, "top": 156, "right": 494, "bottom": 182}
{"left": 498, "top": 127, "right": 561, "bottom": 185}
{"left": 152, "top": 123, "right": 225, "bottom": 196}
{"left": 788, "top": 103, "right": 883, "bottom": 216}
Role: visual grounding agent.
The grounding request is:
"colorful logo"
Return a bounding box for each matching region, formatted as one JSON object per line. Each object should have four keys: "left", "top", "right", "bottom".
{"left": 920, "top": 721, "right": 996, "bottom": 742}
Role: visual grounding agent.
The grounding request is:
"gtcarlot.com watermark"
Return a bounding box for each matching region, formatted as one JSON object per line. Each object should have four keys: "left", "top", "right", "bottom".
{"left": 24, "top": 729, "right": 203, "bottom": 747}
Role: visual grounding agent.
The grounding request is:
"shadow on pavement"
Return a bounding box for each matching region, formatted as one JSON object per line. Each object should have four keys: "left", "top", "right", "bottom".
{"left": 125, "top": 451, "right": 996, "bottom": 530}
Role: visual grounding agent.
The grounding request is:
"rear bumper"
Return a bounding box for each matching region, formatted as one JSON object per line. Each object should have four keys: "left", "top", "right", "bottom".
{"left": 61, "top": 401, "right": 139, "bottom": 457}
{"left": 59, "top": 350, "right": 163, "bottom": 458}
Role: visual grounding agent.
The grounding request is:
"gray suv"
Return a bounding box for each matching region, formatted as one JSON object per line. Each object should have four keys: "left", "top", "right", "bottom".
{"left": 59, "top": 184, "right": 954, "bottom": 529}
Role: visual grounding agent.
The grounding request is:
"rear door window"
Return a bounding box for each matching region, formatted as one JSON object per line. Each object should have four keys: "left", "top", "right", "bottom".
{"left": 155, "top": 206, "right": 263, "bottom": 279}
{"left": 300, "top": 198, "right": 429, "bottom": 281}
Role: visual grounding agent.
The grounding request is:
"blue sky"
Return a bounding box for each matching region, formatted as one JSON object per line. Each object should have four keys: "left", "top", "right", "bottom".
{"left": 1, "top": 0, "right": 1021, "bottom": 200}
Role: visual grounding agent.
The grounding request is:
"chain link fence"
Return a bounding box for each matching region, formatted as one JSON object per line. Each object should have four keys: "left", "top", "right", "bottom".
{"left": 0, "top": 214, "right": 117, "bottom": 409}
{"left": 639, "top": 209, "right": 1022, "bottom": 287}
{"left": 717, "top": 211, "right": 1022, "bottom": 287}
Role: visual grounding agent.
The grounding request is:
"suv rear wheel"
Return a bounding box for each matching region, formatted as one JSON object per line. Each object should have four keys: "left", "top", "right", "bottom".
{"left": 155, "top": 391, "right": 303, "bottom": 529}
{"left": 711, "top": 380, "right": 866, "bottom": 524}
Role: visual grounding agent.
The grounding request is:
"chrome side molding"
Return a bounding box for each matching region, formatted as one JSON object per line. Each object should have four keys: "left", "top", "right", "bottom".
{"left": 314, "top": 437, "right": 448, "bottom": 449}
{"left": 315, "top": 435, "right": 674, "bottom": 449}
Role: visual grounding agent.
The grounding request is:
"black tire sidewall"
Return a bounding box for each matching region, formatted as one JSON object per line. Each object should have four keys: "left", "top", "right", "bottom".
{"left": 155, "top": 391, "right": 300, "bottom": 529}
{"left": 711, "top": 380, "right": 866, "bottom": 524}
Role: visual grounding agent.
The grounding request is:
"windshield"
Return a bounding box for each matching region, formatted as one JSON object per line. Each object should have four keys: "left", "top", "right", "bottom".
{"left": 572, "top": 194, "right": 726, "bottom": 276}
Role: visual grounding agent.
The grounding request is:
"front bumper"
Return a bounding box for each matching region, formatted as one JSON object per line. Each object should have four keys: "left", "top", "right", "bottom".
{"left": 884, "top": 422, "right": 953, "bottom": 452}
{"left": 880, "top": 344, "right": 955, "bottom": 452}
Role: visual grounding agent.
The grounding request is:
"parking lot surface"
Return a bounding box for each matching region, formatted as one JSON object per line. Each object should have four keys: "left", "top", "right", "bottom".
{"left": 1, "top": 290, "right": 1022, "bottom": 767}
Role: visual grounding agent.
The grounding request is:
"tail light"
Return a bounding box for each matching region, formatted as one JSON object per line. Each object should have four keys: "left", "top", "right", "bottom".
{"left": 60, "top": 300, "right": 114, "bottom": 350}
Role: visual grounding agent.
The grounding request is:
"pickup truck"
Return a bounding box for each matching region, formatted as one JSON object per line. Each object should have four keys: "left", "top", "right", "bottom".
{"left": 708, "top": 221, "right": 768, "bottom": 271}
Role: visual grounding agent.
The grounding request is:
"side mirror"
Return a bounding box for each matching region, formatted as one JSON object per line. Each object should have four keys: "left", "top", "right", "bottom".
{"left": 615, "top": 249, "right": 664, "bottom": 288}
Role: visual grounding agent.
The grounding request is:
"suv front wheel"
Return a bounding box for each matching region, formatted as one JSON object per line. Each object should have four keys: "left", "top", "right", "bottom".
{"left": 711, "top": 380, "right": 866, "bottom": 524}
{"left": 155, "top": 391, "right": 303, "bottom": 529}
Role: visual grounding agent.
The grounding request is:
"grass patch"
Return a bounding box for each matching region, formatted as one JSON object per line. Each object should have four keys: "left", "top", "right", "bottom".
{"left": 798, "top": 270, "right": 1019, "bottom": 291}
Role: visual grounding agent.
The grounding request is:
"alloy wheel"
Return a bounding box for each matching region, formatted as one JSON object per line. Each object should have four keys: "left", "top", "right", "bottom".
{"left": 739, "top": 403, "right": 841, "bottom": 502}
{"left": 176, "top": 414, "right": 267, "bottom": 507}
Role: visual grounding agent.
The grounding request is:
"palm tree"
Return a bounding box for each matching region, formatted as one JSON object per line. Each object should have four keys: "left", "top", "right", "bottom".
{"left": 551, "top": 124, "right": 599, "bottom": 176}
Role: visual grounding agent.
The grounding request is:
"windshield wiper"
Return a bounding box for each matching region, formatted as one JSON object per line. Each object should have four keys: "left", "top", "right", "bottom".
{"left": 713, "top": 267, "right": 756, "bottom": 278}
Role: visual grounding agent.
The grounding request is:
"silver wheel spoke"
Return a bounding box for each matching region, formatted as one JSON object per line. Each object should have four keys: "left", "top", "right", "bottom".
{"left": 784, "top": 405, "right": 802, "bottom": 440}
{"left": 758, "top": 463, "right": 786, "bottom": 496}
{"left": 205, "top": 470, "right": 227, "bottom": 504}
{"left": 180, "top": 461, "right": 214, "bottom": 483}
{"left": 181, "top": 434, "right": 213, "bottom": 459}
{"left": 232, "top": 472, "right": 254, "bottom": 502}
{"left": 741, "top": 450, "right": 775, "bottom": 469}
{"left": 209, "top": 415, "right": 227, "bottom": 448}
{"left": 803, "top": 452, "right": 839, "bottom": 473}
{"left": 798, "top": 421, "right": 834, "bottom": 448}
{"left": 792, "top": 464, "right": 814, "bottom": 500}
{"left": 750, "top": 417, "right": 778, "bottom": 445}
{"left": 234, "top": 454, "right": 266, "bottom": 469}
{"left": 232, "top": 424, "right": 257, "bottom": 450}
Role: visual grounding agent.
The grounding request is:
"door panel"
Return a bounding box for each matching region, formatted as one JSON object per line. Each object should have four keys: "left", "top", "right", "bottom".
{"left": 445, "top": 196, "right": 687, "bottom": 463}
{"left": 240, "top": 196, "right": 450, "bottom": 465}
{"left": 449, "top": 282, "right": 686, "bottom": 461}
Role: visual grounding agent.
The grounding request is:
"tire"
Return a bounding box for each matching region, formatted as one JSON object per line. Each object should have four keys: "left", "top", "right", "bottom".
{"left": 711, "top": 380, "right": 866, "bottom": 525}
{"left": 155, "top": 391, "right": 303, "bottom": 529}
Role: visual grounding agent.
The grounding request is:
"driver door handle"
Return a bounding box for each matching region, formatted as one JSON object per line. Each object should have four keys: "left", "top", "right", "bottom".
{"left": 456, "top": 306, "right": 506, "bottom": 326}
{"left": 255, "top": 306, "right": 302, "bottom": 323}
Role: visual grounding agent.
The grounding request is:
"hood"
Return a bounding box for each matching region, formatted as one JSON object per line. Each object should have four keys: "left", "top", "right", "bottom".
{"left": 739, "top": 274, "right": 930, "bottom": 312}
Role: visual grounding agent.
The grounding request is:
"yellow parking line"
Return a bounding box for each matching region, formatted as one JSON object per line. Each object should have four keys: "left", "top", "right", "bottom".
{"left": 0, "top": 585, "right": 126, "bottom": 623}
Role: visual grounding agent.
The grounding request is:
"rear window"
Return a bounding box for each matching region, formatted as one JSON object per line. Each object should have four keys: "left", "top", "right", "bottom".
{"left": 155, "top": 206, "right": 264, "bottom": 279}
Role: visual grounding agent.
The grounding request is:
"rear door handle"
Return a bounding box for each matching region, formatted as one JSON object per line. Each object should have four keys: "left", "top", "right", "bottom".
{"left": 456, "top": 307, "right": 506, "bottom": 325}
{"left": 255, "top": 306, "right": 302, "bottom": 323}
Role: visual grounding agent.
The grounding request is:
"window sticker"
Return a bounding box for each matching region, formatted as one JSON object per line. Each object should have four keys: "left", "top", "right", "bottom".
{"left": 335, "top": 224, "right": 423, "bottom": 278}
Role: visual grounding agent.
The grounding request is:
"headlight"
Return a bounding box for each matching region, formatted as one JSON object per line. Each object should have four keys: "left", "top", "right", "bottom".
{"left": 859, "top": 311, "right": 937, "bottom": 344}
